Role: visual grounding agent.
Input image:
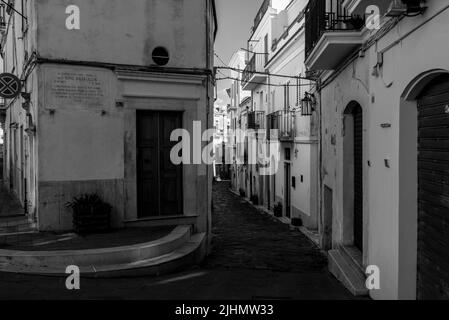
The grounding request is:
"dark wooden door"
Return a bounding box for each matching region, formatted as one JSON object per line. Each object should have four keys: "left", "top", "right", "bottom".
{"left": 284, "top": 163, "right": 291, "bottom": 218}
{"left": 417, "top": 74, "right": 449, "bottom": 299}
{"left": 353, "top": 106, "right": 363, "bottom": 252}
{"left": 137, "top": 111, "right": 183, "bottom": 218}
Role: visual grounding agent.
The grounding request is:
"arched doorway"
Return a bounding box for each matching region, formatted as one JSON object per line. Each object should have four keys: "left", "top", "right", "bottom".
{"left": 416, "top": 74, "right": 449, "bottom": 299}
{"left": 343, "top": 102, "right": 363, "bottom": 252}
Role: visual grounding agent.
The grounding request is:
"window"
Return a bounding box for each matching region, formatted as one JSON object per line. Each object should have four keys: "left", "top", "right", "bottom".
{"left": 296, "top": 77, "right": 301, "bottom": 106}
{"left": 284, "top": 82, "right": 290, "bottom": 110}
{"left": 285, "top": 148, "right": 291, "bottom": 161}
{"left": 264, "top": 34, "right": 269, "bottom": 65}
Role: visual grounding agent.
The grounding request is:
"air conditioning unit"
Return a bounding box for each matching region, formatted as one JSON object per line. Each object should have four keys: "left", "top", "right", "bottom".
{"left": 386, "top": 0, "right": 407, "bottom": 17}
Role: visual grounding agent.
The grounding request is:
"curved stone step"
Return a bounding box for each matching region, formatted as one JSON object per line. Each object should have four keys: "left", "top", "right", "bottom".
{"left": 0, "top": 216, "right": 30, "bottom": 228}
{"left": 0, "top": 225, "right": 192, "bottom": 268}
{"left": 0, "top": 233, "right": 206, "bottom": 278}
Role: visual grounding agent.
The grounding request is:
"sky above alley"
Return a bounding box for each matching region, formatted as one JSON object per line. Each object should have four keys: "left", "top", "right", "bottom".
{"left": 214, "top": 0, "right": 264, "bottom": 111}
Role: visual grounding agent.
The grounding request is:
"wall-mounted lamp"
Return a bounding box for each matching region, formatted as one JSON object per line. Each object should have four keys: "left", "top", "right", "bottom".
{"left": 402, "top": 0, "right": 427, "bottom": 15}
{"left": 21, "top": 92, "right": 31, "bottom": 112}
{"left": 25, "top": 126, "right": 36, "bottom": 136}
{"left": 301, "top": 92, "right": 317, "bottom": 116}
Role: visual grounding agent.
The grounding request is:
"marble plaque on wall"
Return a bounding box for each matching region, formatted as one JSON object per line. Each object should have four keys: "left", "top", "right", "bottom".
{"left": 43, "top": 65, "right": 113, "bottom": 109}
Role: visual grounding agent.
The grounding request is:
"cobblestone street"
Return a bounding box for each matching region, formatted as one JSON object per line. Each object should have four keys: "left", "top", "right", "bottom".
{"left": 0, "top": 182, "right": 355, "bottom": 300}
{"left": 206, "top": 182, "right": 327, "bottom": 273}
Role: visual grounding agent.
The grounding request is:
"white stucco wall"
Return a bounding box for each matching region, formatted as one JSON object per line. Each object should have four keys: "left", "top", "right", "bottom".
{"left": 320, "top": 0, "right": 449, "bottom": 299}
{"left": 35, "top": 0, "right": 209, "bottom": 69}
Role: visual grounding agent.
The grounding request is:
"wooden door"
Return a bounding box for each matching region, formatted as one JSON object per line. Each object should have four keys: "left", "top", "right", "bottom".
{"left": 137, "top": 111, "right": 183, "bottom": 218}
{"left": 284, "top": 163, "right": 291, "bottom": 218}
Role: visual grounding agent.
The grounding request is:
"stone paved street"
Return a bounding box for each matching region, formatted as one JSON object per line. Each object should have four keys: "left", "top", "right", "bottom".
{"left": 0, "top": 182, "right": 355, "bottom": 300}
{"left": 206, "top": 182, "right": 328, "bottom": 273}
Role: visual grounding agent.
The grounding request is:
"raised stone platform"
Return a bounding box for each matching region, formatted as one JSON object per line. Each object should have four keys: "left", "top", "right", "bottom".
{"left": 0, "top": 225, "right": 206, "bottom": 278}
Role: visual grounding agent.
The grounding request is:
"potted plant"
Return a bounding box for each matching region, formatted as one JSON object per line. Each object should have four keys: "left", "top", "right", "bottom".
{"left": 250, "top": 195, "right": 259, "bottom": 205}
{"left": 273, "top": 202, "right": 283, "bottom": 217}
{"left": 66, "top": 194, "right": 112, "bottom": 234}
{"left": 291, "top": 217, "right": 303, "bottom": 227}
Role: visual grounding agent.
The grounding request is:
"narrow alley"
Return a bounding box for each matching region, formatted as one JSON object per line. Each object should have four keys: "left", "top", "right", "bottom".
{"left": 0, "top": 182, "right": 355, "bottom": 300}
{"left": 207, "top": 182, "right": 327, "bottom": 273}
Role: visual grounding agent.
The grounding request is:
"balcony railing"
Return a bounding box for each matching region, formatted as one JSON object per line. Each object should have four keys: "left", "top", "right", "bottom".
{"left": 247, "top": 111, "right": 266, "bottom": 130}
{"left": 242, "top": 53, "right": 268, "bottom": 90}
{"left": 242, "top": 56, "right": 256, "bottom": 86}
{"left": 252, "top": 0, "right": 270, "bottom": 35}
{"left": 305, "top": 0, "right": 365, "bottom": 59}
{"left": 266, "top": 110, "right": 295, "bottom": 141}
{"left": 278, "top": 110, "right": 295, "bottom": 141}
{"left": 267, "top": 112, "right": 279, "bottom": 140}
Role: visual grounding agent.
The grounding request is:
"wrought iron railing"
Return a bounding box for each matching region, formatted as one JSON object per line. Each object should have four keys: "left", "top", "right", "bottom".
{"left": 248, "top": 111, "right": 266, "bottom": 130}
{"left": 305, "top": 0, "right": 365, "bottom": 59}
{"left": 242, "top": 55, "right": 256, "bottom": 86}
{"left": 266, "top": 112, "right": 279, "bottom": 140}
{"left": 266, "top": 110, "right": 295, "bottom": 140}
{"left": 242, "top": 53, "right": 267, "bottom": 87}
{"left": 278, "top": 110, "right": 295, "bottom": 140}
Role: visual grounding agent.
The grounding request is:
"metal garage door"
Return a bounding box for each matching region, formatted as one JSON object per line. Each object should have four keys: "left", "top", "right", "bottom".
{"left": 417, "top": 74, "right": 449, "bottom": 299}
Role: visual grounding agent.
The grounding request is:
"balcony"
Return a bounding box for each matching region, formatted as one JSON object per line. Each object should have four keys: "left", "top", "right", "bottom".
{"left": 342, "top": 0, "right": 390, "bottom": 16}
{"left": 278, "top": 110, "right": 295, "bottom": 141}
{"left": 252, "top": 0, "right": 270, "bottom": 35}
{"left": 242, "top": 53, "right": 268, "bottom": 91}
{"left": 267, "top": 110, "right": 295, "bottom": 141}
{"left": 305, "top": 0, "right": 364, "bottom": 71}
{"left": 247, "top": 111, "right": 266, "bottom": 130}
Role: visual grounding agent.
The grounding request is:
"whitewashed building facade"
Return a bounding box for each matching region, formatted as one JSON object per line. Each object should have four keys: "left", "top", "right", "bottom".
{"left": 0, "top": 0, "right": 217, "bottom": 255}
{"left": 305, "top": 0, "right": 449, "bottom": 299}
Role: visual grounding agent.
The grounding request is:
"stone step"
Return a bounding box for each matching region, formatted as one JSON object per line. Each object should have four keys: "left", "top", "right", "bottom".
{"left": 0, "top": 225, "right": 192, "bottom": 268}
{"left": 0, "top": 216, "right": 29, "bottom": 228}
{"left": 0, "top": 232, "right": 206, "bottom": 278}
{"left": 340, "top": 246, "right": 364, "bottom": 272}
{"left": 328, "top": 249, "right": 368, "bottom": 296}
{"left": 0, "top": 230, "right": 40, "bottom": 246}
{"left": 0, "top": 223, "right": 37, "bottom": 234}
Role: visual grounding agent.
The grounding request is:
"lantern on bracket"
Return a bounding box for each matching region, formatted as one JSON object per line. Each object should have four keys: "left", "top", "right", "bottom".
{"left": 21, "top": 92, "right": 31, "bottom": 112}
{"left": 301, "top": 92, "right": 317, "bottom": 116}
{"left": 401, "top": 0, "right": 426, "bottom": 15}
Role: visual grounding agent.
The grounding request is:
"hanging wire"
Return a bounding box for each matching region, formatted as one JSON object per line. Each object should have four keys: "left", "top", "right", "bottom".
{"left": 216, "top": 66, "right": 315, "bottom": 81}
{"left": 216, "top": 76, "right": 313, "bottom": 87}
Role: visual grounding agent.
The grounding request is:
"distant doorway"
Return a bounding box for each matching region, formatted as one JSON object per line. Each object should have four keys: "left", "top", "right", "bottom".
{"left": 136, "top": 111, "right": 183, "bottom": 218}
{"left": 343, "top": 102, "right": 363, "bottom": 252}
{"left": 284, "top": 163, "right": 291, "bottom": 218}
